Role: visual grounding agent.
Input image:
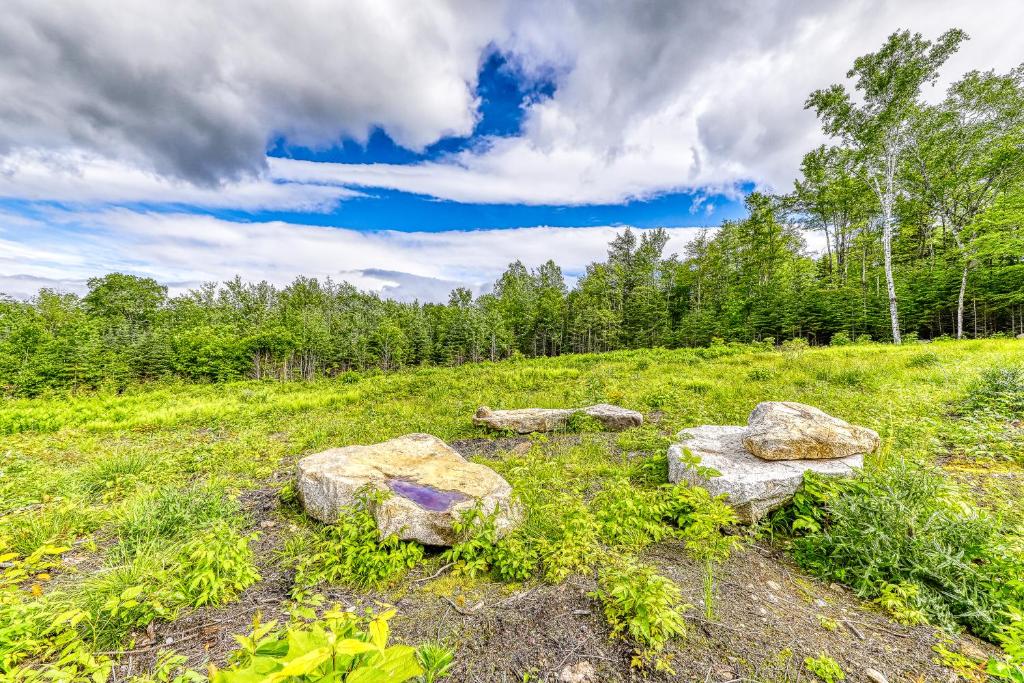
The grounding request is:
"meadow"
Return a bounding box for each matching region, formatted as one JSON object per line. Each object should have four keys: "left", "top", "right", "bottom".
{"left": 1, "top": 338, "right": 1022, "bottom": 681}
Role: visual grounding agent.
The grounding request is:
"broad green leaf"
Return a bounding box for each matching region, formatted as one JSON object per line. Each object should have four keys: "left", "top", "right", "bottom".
{"left": 345, "top": 645, "right": 423, "bottom": 683}
{"left": 266, "top": 646, "right": 333, "bottom": 680}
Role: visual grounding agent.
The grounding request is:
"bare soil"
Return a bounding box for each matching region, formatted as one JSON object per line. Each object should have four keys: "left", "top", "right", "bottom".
{"left": 108, "top": 439, "right": 1001, "bottom": 683}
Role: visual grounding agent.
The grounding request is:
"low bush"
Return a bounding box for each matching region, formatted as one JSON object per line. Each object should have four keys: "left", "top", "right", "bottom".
{"left": 591, "top": 556, "right": 689, "bottom": 672}
{"left": 787, "top": 462, "right": 1024, "bottom": 641}
{"left": 780, "top": 337, "right": 810, "bottom": 358}
{"left": 960, "top": 367, "right": 1024, "bottom": 419}
{"left": 829, "top": 331, "right": 852, "bottom": 346}
{"left": 115, "top": 484, "right": 241, "bottom": 557}
{"left": 292, "top": 490, "right": 424, "bottom": 595}
{"left": 416, "top": 641, "right": 455, "bottom": 683}
{"left": 178, "top": 523, "right": 261, "bottom": 607}
{"left": 209, "top": 608, "right": 427, "bottom": 682}
{"left": 804, "top": 654, "right": 845, "bottom": 682}
{"left": 949, "top": 366, "right": 1024, "bottom": 464}
{"left": 78, "top": 450, "right": 155, "bottom": 497}
{"left": 907, "top": 351, "right": 941, "bottom": 368}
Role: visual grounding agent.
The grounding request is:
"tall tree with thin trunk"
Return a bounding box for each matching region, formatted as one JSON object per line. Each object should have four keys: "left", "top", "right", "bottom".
{"left": 906, "top": 67, "right": 1024, "bottom": 338}
{"left": 790, "top": 145, "right": 874, "bottom": 284}
{"left": 806, "top": 28, "right": 967, "bottom": 344}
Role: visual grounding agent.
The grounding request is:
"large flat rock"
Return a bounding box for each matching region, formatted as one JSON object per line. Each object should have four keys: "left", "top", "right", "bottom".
{"left": 296, "top": 433, "right": 519, "bottom": 546}
{"left": 743, "top": 401, "right": 879, "bottom": 461}
{"left": 668, "top": 425, "right": 862, "bottom": 524}
{"left": 473, "top": 404, "right": 642, "bottom": 433}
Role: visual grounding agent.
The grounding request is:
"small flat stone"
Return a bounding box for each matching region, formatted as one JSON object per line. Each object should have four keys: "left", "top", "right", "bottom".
{"left": 473, "top": 404, "right": 641, "bottom": 433}
{"left": 864, "top": 668, "right": 889, "bottom": 683}
{"left": 558, "top": 661, "right": 597, "bottom": 683}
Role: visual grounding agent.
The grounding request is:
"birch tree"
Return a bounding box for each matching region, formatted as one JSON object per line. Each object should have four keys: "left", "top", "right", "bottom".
{"left": 806, "top": 28, "right": 967, "bottom": 344}
{"left": 791, "top": 146, "right": 874, "bottom": 283}
{"left": 906, "top": 67, "right": 1024, "bottom": 338}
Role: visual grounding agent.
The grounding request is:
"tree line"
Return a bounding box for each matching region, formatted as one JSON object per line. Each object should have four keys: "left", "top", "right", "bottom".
{"left": 1, "top": 27, "right": 1022, "bottom": 395}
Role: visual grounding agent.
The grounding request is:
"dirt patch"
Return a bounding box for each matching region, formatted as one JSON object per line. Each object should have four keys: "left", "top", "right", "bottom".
{"left": 117, "top": 536, "right": 997, "bottom": 682}
{"left": 385, "top": 541, "right": 995, "bottom": 682}
{"left": 648, "top": 541, "right": 996, "bottom": 682}
{"left": 106, "top": 467, "right": 998, "bottom": 682}
{"left": 941, "top": 458, "right": 1024, "bottom": 518}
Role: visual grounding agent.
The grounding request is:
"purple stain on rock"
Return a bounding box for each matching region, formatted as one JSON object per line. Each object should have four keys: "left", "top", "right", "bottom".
{"left": 387, "top": 479, "right": 470, "bottom": 511}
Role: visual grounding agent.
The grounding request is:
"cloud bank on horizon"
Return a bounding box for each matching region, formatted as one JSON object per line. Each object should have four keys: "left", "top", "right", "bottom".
{"left": 1, "top": 0, "right": 1021, "bottom": 300}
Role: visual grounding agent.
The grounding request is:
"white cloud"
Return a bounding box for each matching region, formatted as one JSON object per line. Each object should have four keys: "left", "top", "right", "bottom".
{"left": 0, "top": 209, "right": 709, "bottom": 301}
{"left": 270, "top": 0, "right": 1024, "bottom": 204}
{"left": 0, "top": 150, "right": 360, "bottom": 210}
{"left": 0, "top": 0, "right": 506, "bottom": 184}
{"left": 2, "top": 1, "right": 1021, "bottom": 209}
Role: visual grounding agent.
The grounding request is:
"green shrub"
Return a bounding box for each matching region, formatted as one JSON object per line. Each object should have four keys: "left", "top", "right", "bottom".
{"left": 790, "top": 463, "right": 1023, "bottom": 639}
{"left": 804, "top": 654, "right": 844, "bottom": 682}
{"left": 415, "top": 641, "right": 455, "bottom": 683}
{"left": 769, "top": 471, "right": 853, "bottom": 536}
{"left": 0, "top": 504, "right": 101, "bottom": 558}
{"left": 209, "top": 608, "right": 423, "bottom": 682}
{"left": 818, "top": 367, "right": 870, "bottom": 388}
{"left": 591, "top": 556, "right": 688, "bottom": 671}
{"left": 592, "top": 479, "right": 673, "bottom": 549}
{"left": 830, "top": 332, "right": 852, "bottom": 346}
{"left": 536, "top": 506, "right": 599, "bottom": 583}
{"left": 640, "top": 389, "right": 670, "bottom": 409}
{"left": 961, "top": 367, "right": 1024, "bottom": 418}
{"left": 949, "top": 366, "right": 1024, "bottom": 464}
{"left": 566, "top": 411, "right": 604, "bottom": 433}
{"left": 115, "top": 484, "right": 241, "bottom": 557}
{"left": 292, "top": 491, "right": 424, "bottom": 594}
{"left": 442, "top": 506, "right": 503, "bottom": 579}
{"left": 780, "top": 337, "right": 809, "bottom": 357}
{"left": 0, "top": 544, "right": 114, "bottom": 679}
{"left": 907, "top": 351, "right": 941, "bottom": 368}
{"left": 667, "top": 486, "right": 741, "bottom": 618}
{"left": 75, "top": 550, "right": 180, "bottom": 648}
{"left": 616, "top": 425, "right": 671, "bottom": 457}
{"left": 442, "top": 507, "right": 540, "bottom": 582}
{"left": 78, "top": 450, "right": 154, "bottom": 497}
{"left": 872, "top": 582, "right": 928, "bottom": 626}
{"left": 178, "top": 523, "right": 260, "bottom": 607}
{"left": 997, "top": 608, "right": 1024, "bottom": 663}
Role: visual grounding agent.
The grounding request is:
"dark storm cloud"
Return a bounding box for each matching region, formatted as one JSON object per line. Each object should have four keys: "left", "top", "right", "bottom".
{"left": 0, "top": 0, "right": 1021, "bottom": 198}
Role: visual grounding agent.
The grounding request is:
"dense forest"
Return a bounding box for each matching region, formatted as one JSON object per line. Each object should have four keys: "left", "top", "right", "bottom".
{"left": 1, "top": 29, "right": 1022, "bottom": 394}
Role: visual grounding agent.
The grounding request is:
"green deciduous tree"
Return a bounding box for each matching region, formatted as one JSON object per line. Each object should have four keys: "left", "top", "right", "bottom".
{"left": 807, "top": 28, "right": 968, "bottom": 343}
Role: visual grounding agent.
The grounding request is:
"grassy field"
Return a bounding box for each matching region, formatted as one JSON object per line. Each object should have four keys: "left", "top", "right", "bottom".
{"left": 1, "top": 339, "right": 1022, "bottom": 681}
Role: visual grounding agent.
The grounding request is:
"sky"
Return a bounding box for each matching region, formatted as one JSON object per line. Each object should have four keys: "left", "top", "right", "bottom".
{"left": 1, "top": 1, "right": 1022, "bottom": 302}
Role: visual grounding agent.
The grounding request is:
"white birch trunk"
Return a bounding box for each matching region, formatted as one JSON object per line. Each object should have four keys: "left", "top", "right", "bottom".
{"left": 871, "top": 145, "right": 902, "bottom": 345}
{"left": 957, "top": 263, "right": 968, "bottom": 340}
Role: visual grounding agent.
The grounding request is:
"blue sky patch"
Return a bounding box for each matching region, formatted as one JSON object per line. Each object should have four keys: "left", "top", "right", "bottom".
{"left": 267, "top": 50, "right": 557, "bottom": 166}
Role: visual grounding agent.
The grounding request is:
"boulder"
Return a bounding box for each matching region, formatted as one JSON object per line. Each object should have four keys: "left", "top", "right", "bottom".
{"left": 473, "top": 404, "right": 642, "bottom": 433}
{"left": 743, "top": 401, "right": 879, "bottom": 461}
{"left": 473, "top": 406, "right": 573, "bottom": 433}
{"left": 583, "top": 403, "right": 644, "bottom": 430}
{"left": 668, "top": 426, "right": 862, "bottom": 524}
{"left": 296, "top": 433, "right": 519, "bottom": 546}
